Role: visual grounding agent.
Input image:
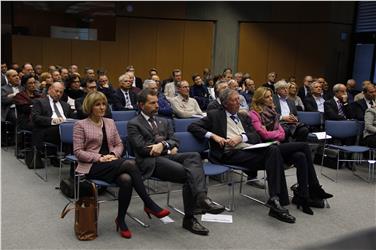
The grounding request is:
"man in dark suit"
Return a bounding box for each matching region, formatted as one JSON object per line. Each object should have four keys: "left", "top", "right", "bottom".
{"left": 31, "top": 82, "right": 73, "bottom": 148}
{"left": 128, "top": 89, "right": 225, "bottom": 236}
{"left": 112, "top": 73, "right": 138, "bottom": 111}
{"left": 1, "top": 69, "right": 23, "bottom": 124}
{"left": 298, "top": 75, "right": 313, "bottom": 101}
{"left": 207, "top": 79, "right": 228, "bottom": 111}
{"left": 262, "top": 71, "right": 276, "bottom": 93}
{"left": 75, "top": 80, "right": 112, "bottom": 120}
{"left": 303, "top": 81, "right": 327, "bottom": 112}
{"left": 126, "top": 65, "right": 143, "bottom": 90}
{"left": 324, "top": 83, "right": 353, "bottom": 120}
{"left": 1, "top": 63, "right": 8, "bottom": 86}
{"left": 273, "top": 80, "right": 309, "bottom": 142}
{"left": 352, "top": 84, "right": 376, "bottom": 121}
{"left": 188, "top": 88, "right": 295, "bottom": 224}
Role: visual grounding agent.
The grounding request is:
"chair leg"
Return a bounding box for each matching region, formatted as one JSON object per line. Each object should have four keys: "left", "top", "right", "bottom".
{"left": 166, "top": 182, "right": 184, "bottom": 216}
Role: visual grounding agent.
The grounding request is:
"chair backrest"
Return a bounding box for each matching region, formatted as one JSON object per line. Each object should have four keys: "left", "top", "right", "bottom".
{"left": 115, "top": 121, "right": 128, "bottom": 141}
{"left": 111, "top": 110, "right": 137, "bottom": 121}
{"left": 173, "top": 117, "right": 200, "bottom": 132}
{"left": 59, "top": 122, "right": 76, "bottom": 144}
{"left": 174, "top": 131, "right": 208, "bottom": 153}
{"left": 325, "top": 120, "right": 359, "bottom": 139}
{"left": 297, "top": 111, "right": 322, "bottom": 126}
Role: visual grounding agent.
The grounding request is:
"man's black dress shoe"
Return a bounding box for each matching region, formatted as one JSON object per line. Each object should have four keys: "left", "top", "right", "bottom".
{"left": 194, "top": 197, "right": 225, "bottom": 215}
{"left": 182, "top": 217, "right": 209, "bottom": 236}
{"left": 268, "top": 208, "right": 296, "bottom": 224}
{"left": 266, "top": 198, "right": 288, "bottom": 213}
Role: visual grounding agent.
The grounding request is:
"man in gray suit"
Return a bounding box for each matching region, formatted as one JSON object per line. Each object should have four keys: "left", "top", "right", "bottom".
{"left": 1, "top": 69, "right": 23, "bottom": 124}
{"left": 127, "top": 89, "right": 225, "bottom": 236}
{"left": 273, "top": 80, "right": 309, "bottom": 142}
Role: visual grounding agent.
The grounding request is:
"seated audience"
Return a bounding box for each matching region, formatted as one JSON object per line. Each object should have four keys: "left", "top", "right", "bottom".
{"left": 352, "top": 84, "right": 376, "bottom": 121}
{"left": 249, "top": 87, "right": 333, "bottom": 214}
{"left": 228, "top": 79, "right": 249, "bottom": 111}
{"left": 262, "top": 72, "right": 276, "bottom": 93}
{"left": 346, "top": 78, "right": 360, "bottom": 103}
{"left": 128, "top": 89, "right": 225, "bottom": 235}
{"left": 304, "top": 80, "right": 327, "bottom": 112}
{"left": 207, "top": 79, "right": 228, "bottom": 111}
{"left": 324, "top": 83, "right": 353, "bottom": 120}
{"left": 126, "top": 65, "right": 143, "bottom": 90}
{"left": 354, "top": 80, "right": 373, "bottom": 102}
{"left": 288, "top": 82, "right": 304, "bottom": 111}
{"left": 14, "top": 74, "right": 42, "bottom": 130}
{"left": 363, "top": 106, "right": 376, "bottom": 147}
{"left": 97, "top": 74, "right": 115, "bottom": 105}
{"left": 190, "top": 74, "right": 210, "bottom": 111}
{"left": 188, "top": 88, "right": 296, "bottom": 223}
{"left": 170, "top": 80, "right": 204, "bottom": 118}
{"left": 38, "top": 72, "right": 53, "bottom": 95}
{"left": 51, "top": 70, "right": 62, "bottom": 83}
{"left": 2, "top": 69, "right": 23, "bottom": 126}
{"left": 81, "top": 67, "right": 96, "bottom": 88}
{"left": 1, "top": 63, "right": 8, "bottom": 86}
{"left": 143, "top": 78, "right": 173, "bottom": 118}
{"left": 31, "top": 82, "right": 72, "bottom": 148}
{"left": 75, "top": 80, "right": 112, "bottom": 119}
{"left": 62, "top": 75, "right": 85, "bottom": 110}
{"left": 205, "top": 76, "right": 216, "bottom": 101}
{"left": 74, "top": 91, "right": 169, "bottom": 239}
{"left": 273, "top": 80, "right": 309, "bottom": 142}
{"left": 298, "top": 75, "right": 313, "bottom": 101}
{"left": 112, "top": 73, "right": 138, "bottom": 111}
{"left": 164, "top": 69, "right": 182, "bottom": 100}
{"left": 242, "top": 78, "right": 255, "bottom": 105}
{"left": 126, "top": 71, "right": 141, "bottom": 94}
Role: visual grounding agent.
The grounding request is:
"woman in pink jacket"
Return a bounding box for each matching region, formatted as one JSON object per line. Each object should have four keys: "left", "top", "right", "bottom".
{"left": 73, "top": 91, "right": 169, "bottom": 239}
{"left": 249, "top": 87, "right": 332, "bottom": 215}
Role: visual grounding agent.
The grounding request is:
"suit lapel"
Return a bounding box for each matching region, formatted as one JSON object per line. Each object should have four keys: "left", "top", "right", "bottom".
{"left": 138, "top": 114, "right": 154, "bottom": 135}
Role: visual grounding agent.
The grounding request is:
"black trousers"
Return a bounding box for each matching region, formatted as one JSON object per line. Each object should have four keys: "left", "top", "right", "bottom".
{"left": 152, "top": 152, "right": 207, "bottom": 216}
{"left": 278, "top": 142, "right": 320, "bottom": 197}
{"left": 221, "top": 145, "right": 289, "bottom": 206}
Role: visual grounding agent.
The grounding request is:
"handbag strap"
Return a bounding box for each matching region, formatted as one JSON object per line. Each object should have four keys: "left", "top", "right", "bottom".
{"left": 60, "top": 202, "right": 75, "bottom": 219}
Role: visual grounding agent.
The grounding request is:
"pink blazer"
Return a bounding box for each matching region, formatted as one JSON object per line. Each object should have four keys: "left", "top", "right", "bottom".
{"left": 249, "top": 110, "right": 285, "bottom": 142}
{"left": 73, "top": 117, "right": 124, "bottom": 174}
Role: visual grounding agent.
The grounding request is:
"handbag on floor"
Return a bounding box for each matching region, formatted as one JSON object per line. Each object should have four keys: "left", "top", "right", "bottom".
{"left": 61, "top": 182, "right": 98, "bottom": 241}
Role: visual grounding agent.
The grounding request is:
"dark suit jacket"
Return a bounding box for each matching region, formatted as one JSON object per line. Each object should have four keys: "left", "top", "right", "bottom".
{"left": 1, "top": 84, "right": 24, "bottom": 121}
{"left": 262, "top": 82, "right": 275, "bottom": 93}
{"left": 187, "top": 109, "right": 261, "bottom": 163}
{"left": 135, "top": 76, "right": 143, "bottom": 90}
{"left": 112, "top": 89, "right": 138, "bottom": 111}
{"left": 273, "top": 94, "right": 298, "bottom": 116}
{"left": 31, "top": 97, "right": 72, "bottom": 145}
{"left": 352, "top": 98, "right": 369, "bottom": 121}
{"left": 206, "top": 99, "right": 223, "bottom": 111}
{"left": 127, "top": 114, "right": 179, "bottom": 178}
{"left": 303, "top": 94, "right": 328, "bottom": 112}
{"left": 1, "top": 73, "right": 7, "bottom": 86}
{"left": 324, "top": 98, "right": 352, "bottom": 120}
{"left": 298, "top": 85, "right": 310, "bottom": 101}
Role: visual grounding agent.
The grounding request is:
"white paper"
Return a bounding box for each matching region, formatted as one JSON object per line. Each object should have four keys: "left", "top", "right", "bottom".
{"left": 201, "top": 214, "right": 233, "bottom": 223}
{"left": 311, "top": 132, "right": 332, "bottom": 140}
{"left": 160, "top": 216, "right": 174, "bottom": 224}
{"left": 242, "top": 141, "right": 277, "bottom": 150}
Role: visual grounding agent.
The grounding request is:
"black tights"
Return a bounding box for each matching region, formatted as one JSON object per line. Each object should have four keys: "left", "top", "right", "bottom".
{"left": 116, "top": 160, "right": 161, "bottom": 230}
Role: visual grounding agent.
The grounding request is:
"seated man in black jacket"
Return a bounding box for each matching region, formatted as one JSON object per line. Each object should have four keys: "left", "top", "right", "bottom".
{"left": 304, "top": 81, "right": 328, "bottom": 112}
{"left": 324, "top": 83, "right": 353, "bottom": 120}
{"left": 188, "top": 88, "right": 296, "bottom": 224}
{"left": 352, "top": 84, "right": 376, "bottom": 121}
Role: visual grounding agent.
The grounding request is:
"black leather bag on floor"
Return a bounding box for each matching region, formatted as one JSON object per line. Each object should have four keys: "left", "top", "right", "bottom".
{"left": 60, "top": 178, "right": 92, "bottom": 199}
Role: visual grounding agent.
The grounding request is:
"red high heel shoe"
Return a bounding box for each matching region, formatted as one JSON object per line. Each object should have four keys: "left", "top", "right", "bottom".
{"left": 115, "top": 218, "right": 132, "bottom": 239}
{"left": 144, "top": 207, "right": 170, "bottom": 219}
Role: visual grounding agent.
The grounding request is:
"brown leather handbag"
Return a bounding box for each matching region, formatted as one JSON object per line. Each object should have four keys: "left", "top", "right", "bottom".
{"left": 61, "top": 182, "right": 98, "bottom": 241}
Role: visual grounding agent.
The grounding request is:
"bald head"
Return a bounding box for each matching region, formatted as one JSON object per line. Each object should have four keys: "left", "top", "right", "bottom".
{"left": 48, "top": 82, "right": 65, "bottom": 102}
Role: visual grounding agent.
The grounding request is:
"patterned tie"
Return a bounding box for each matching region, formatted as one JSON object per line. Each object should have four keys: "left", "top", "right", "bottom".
{"left": 337, "top": 100, "right": 345, "bottom": 117}
{"left": 124, "top": 91, "right": 133, "bottom": 109}
{"left": 230, "top": 115, "right": 239, "bottom": 124}
{"left": 53, "top": 101, "right": 63, "bottom": 118}
{"left": 148, "top": 117, "right": 159, "bottom": 135}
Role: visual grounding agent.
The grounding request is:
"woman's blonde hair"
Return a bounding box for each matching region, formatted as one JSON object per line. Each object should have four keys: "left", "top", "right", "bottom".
{"left": 251, "top": 86, "right": 272, "bottom": 113}
{"left": 40, "top": 72, "right": 51, "bottom": 82}
{"left": 82, "top": 91, "right": 108, "bottom": 115}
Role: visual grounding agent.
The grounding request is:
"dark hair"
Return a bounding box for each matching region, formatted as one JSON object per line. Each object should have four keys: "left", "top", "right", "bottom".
{"left": 66, "top": 75, "right": 81, "bottom": 89}
{"left": 149, "top": 68, "right": 158, "bottom": 74}
{"left": 21, "top": 74, "right": 34, "bottom": 86}
{"left": 138, "top": 88, "right": 157, "bottom": 104}
{"left": 172, "top": 69, "right": 181, "bottom": 77}
{"left": 192, "top": 73, "right": 200, "bottom": 82}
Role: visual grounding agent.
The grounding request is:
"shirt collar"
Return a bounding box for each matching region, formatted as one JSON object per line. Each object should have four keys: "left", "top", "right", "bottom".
{"left": 278, "top": 94, "right": 287, "bottom": 101}
{"left": 333, "top": 96, "right": 340, "bottom": 103}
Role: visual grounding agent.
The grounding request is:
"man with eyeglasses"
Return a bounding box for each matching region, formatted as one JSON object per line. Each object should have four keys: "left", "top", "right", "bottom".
{"left": 298, "top": 75, "right": 313, "bottom": 101}
{"left": 113, "top": 73, "right": 138, "bottom": 111}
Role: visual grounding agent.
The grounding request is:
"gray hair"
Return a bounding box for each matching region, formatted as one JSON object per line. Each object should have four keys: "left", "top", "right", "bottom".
{"left": 118, "top": 73, "right": 130, "bottom": 83}
{"left": 274, "top": 80, "right": 289, "bottom": 90}
{"left": 176, "top": 80, "right": 188, "bottom": 88}
{"left": 143, "top": 79, "right": 156, "bottom": 89}
{"left": 333, "top": 83, "right": 345, "bottom": 93}
{"left": 219, "top": 88, "right": 238, "bottom": 106}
